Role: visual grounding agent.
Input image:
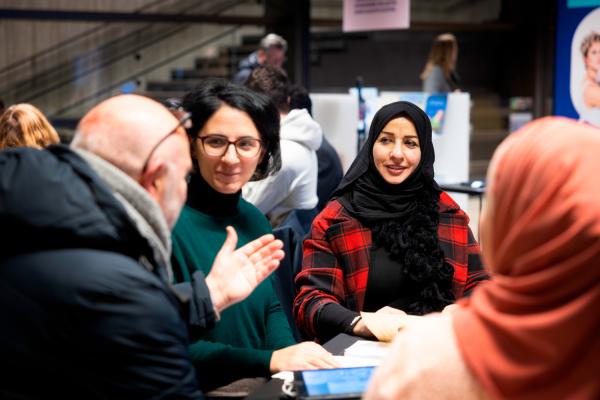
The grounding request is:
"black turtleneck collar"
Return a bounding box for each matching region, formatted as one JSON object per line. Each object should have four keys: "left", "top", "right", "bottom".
{"left": 186, "top": 173, "right": 240, "bottom": 217}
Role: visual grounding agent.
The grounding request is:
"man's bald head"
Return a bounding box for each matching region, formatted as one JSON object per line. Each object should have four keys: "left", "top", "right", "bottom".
{"left": 72, "top": 94, "right": 181, "bottom": 177}
{"left": 72, "top": 94, "right": 192, "bottom": 228}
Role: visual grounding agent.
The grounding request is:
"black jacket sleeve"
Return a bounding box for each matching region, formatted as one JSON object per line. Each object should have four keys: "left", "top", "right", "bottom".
{"left": 172, "top": 270, "right": 219, "bottom": 341}
{"left": 71, "top": 251, "right": 205, "bottom": 399}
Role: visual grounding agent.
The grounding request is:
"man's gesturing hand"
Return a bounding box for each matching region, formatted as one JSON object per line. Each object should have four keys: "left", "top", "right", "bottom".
{"left": 206, "top": 226, "right": 284, "bottom": 313}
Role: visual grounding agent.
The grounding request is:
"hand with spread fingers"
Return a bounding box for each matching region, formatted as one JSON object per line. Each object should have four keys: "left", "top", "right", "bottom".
{"left": 206, "top": 226, "right": 284, "bottom": 313}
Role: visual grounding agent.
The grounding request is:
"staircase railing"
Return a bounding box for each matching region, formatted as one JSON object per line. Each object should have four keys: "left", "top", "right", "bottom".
{"left": 2, "top": 0, "right": 248, "bottom": 105}
{"left": 0, "top": 0, "right": 173, "bottom": 82}
{"left": 51, "top": 24, "right": 242, "bottom": 117}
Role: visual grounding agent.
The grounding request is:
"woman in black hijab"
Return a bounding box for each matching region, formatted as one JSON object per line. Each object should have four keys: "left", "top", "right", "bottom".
{"left": 293, "top": 101, "right": 487, "bottom": 342}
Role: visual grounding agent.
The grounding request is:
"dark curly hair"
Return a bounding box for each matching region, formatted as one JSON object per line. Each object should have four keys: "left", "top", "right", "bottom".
{"left": 181, "top": 78, "right": 281, "bottom": 181}
{"left": 371, "top": 179, "right": 455, "bottom": 315}
{"left": 288, "top": 84, "right": 312, "bottom": 116}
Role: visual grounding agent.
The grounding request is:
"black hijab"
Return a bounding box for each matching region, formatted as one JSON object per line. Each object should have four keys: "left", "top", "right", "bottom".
{"left": 335, "top": 101, "right": 453, "bottom": 315}
{"left": 335, "top": 101, "right": 439, "bottom": 225}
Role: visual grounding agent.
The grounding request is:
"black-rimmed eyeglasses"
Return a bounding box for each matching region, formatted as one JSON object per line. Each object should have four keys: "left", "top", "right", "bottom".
{"left": 140, "top": 112, "right": 192, "bottom": 175}
{"left": 197, "top": 135, "right": 263, "bottom": 158}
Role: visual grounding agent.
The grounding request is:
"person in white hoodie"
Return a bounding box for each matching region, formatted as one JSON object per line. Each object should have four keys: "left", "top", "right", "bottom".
{"left": 243, "top": 66, "right": 323, "bottom": 226}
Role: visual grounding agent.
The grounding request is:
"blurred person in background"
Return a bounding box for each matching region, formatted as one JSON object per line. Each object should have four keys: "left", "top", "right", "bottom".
{"left": 232, "top": 33, "right": 288, "bottom": 85}
{"left": 0, "top": 103, "right": 60, "bottom": 150}
{"left": 421, "top": 33, "right": 460, "bottom": 93}
{"left": 244, "top": 66, "right": 323, "bottom": 227}
{"left": 288, "top": 84, "right": 343, "bottom": 212}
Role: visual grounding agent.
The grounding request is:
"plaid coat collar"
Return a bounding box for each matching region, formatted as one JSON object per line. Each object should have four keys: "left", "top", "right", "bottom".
{"left": 294, "top": 192, "right": 487, "bottom": 339}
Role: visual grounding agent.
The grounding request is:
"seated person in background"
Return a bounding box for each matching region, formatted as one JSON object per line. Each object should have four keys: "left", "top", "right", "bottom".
{"left": 171, "top": 79, "right": 338, "bottom": 393}
{"left": 365, "top": 117, "right": 600, "bottom": 399}
{"left": 0, "top": 103, "right": 60, "bottom": 149}
{"left": 0, "top": 94, "right": 284, "bottom": 399}
{"left": 288, "top": 84, "right": 343, "bottom": 211}
{"left": 243, "top": 66, "right": 323, "bottom": 227}
{"left": 294, "top": 101, "right": 487, "bottom": 342}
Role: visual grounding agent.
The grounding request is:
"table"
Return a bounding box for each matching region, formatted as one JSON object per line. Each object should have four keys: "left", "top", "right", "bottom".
{"left": 439, "top": 182, "right": 485, "bottom": 204}
{"left": 319, "top": 333, "right": 360, "bottom": 356}
{"left": 438, "top": 182, "right": 485, "bottom": 196}
{"left": 245, "top": 334, "right": 361, "bottom": 399}
{"left": 439, "top": 182, "right": 485, "bottom": 212}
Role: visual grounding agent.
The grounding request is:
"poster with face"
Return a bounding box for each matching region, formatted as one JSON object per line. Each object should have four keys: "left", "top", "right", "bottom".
{"left": 554, "top": 1, "right": 600, "bottom": 127}
{"left": 570, "top": 8, "right": 600, "bottom": 127}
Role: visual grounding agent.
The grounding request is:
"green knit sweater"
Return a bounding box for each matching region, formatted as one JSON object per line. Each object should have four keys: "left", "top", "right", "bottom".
{"left": 171, "top": 188, "right": 296, "bottom": 391}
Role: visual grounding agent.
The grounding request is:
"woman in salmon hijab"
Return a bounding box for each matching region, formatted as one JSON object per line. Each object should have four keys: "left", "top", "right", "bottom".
{"left": 365, "top": 117, "right": 600, "bottom": 399}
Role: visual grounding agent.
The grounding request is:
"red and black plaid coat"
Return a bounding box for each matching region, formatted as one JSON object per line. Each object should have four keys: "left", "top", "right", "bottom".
{"left": 293, "top": 192, "right": 488, "bottom": 339}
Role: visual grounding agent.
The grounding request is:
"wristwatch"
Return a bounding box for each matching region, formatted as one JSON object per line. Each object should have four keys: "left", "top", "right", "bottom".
{"left": 349, "top": 315, "right": 362, "bottom": 331}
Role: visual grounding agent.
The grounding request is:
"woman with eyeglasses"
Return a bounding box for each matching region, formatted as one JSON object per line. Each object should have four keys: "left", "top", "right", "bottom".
{"left": 170, "top": 79, "right": 338, "bottom": 395}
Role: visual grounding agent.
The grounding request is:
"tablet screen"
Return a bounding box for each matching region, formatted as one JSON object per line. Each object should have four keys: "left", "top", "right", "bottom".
{"left": 299, "top": 366, "right": 375, "bottom": 398}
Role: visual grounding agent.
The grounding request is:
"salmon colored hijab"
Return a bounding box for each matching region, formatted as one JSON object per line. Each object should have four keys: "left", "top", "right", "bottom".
{"left": 453, "top": 117, "right": 600, "bottom": 399}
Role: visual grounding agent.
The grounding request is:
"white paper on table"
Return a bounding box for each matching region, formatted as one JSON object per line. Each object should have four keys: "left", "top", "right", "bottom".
{"left": 272, "top": 370, "right": 294, "bottom": 381}
{"left": 343, "top": 339, "right": 391, "bottom": 359}
{"left": 333, "top": 354, "right": 382, "bottom": 367}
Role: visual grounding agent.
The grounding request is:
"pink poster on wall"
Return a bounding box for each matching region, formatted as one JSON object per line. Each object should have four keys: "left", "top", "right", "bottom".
{"left": 343, "top": 0, "right": 410, "bottom": 32}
